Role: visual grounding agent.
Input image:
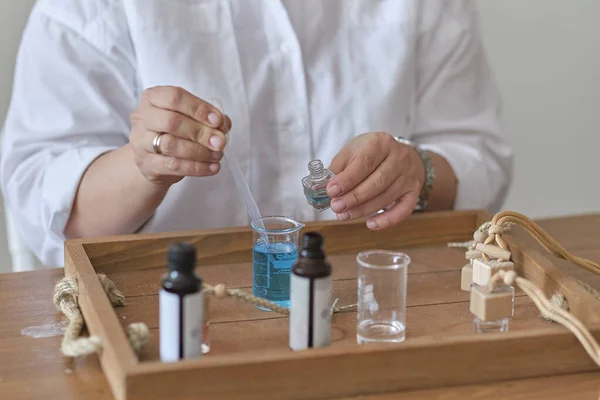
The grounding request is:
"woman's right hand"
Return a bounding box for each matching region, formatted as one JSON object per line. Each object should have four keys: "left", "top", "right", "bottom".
{"left": 129, "top": 86, "right": 232, "bottom": 186}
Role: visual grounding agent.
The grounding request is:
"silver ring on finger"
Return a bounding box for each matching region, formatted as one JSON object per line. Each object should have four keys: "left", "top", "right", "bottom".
{"left": 377, "top": 200, "right": 397, "bottom": 214}
{"left": 153, "top": 132, "right": 166, "bottom": 155}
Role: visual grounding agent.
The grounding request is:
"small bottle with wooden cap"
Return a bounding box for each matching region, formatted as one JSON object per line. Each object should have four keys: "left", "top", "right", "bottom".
{"left": 159, "top": 242, "right": 205, "bottom": 362}
{"left": 469, "top": 271, "right": 515, "bottom": 333}
{"left": 289, "top": 232, "right": 333, "bottom": 351}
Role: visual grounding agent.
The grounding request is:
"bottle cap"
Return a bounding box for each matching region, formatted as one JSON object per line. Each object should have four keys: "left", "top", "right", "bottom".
{"left": 167, "top": 242, "right": 196, "bottom": 272}
{"left": 299, "top": 232, "right": 325, "bottom": 260}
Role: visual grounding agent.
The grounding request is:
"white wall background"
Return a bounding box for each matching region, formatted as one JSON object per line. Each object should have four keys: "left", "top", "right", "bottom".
{"left": 1, "top": 0, "right": 599, "bottom": 273}
{"left": 0, "top": 0, "right": 37, "bottom": 273}
{"left": 479, "top": 0, "right": 600, "bottom": 218}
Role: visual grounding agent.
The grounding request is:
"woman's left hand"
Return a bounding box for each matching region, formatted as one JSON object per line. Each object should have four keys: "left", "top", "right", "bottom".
{"left": 326, "top": 132, "right": 425, "bottom": 230}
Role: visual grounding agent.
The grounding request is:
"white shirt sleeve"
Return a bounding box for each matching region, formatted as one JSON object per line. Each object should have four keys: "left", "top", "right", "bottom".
{"left": 0, "top": 7, "right": 137, "bottom": 266}
{"left": 411, "top": 0, "right": 513, "bottom": 212}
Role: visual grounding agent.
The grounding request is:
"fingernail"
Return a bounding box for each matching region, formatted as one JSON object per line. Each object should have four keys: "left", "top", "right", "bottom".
{"left": 331, "top": 199, "right": 346, "bottom": 213}
{"left": 208, "top": 113, "right": 220, "bottom": 126}
{"left": 337, "top": 211, "right": 350, "bottom": 221}
{"left": 209, "top": 163, "right": 220, "bottom": 173}
{"left": 367, "top": 220, "right": 379, "bottom": 229}
{"left": 211, "top": 151, "right": 223, "bottom": 160}
{"left": 222, "top": 117, "right": 232, "bottom": 133}
{"left": 328, "top": 184, "right": 341, "bottom": 197}
{"left": 209, "top": 135, "right": 224, "bottom": 150}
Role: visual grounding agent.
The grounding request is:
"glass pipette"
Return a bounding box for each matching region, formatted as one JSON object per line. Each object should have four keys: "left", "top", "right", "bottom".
{"left": 208, "top": 99, "right": 269, "bottom": 245}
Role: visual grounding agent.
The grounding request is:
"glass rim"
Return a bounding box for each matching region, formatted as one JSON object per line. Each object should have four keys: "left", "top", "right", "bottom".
{"left": 250, "top": 215, "right": 305, "bottom": 235}
{"left": 356, "top": 250, "right": 411, "bottom": 270}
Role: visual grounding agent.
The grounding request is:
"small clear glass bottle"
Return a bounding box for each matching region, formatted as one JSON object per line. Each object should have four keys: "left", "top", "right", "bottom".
{"left": 473, "top": 317, "right": 510, "bottom": 333}
{"left": 302, "top": 160, "right": 335, "bottom": 211}
{"left": 471, "top": 283, "right": 514, "bottom": 333}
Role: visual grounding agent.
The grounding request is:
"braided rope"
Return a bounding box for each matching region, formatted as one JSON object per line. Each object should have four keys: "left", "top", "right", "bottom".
{"left": 483, "top": 211, "right": 600, "bottom": 275}
{"left": 53, "top": 274, "right": 149, "bottom": 358}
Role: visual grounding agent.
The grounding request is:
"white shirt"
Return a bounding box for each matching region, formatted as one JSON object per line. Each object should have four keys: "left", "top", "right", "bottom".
{"left": 0, "top": 0, "right": 513, "bottom": 267}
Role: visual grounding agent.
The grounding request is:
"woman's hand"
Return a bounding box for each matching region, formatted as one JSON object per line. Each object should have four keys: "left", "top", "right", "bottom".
{"left": 326, "top": 132, "right": 425, "bottom": 230}
{"left": 129, "top": 86, "right": 232, "bottom": 186}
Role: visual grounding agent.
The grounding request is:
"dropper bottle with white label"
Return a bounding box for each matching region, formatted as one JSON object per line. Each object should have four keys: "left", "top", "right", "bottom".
{"left": 289, "top": 232, "right": 333, "bottom": 351}
{"left": 159, "top": 242, "right": 204, "bottom": 362}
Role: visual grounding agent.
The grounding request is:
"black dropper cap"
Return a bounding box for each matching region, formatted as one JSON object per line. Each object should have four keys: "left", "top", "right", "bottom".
{"left": 167, "top": 242, "right": 196, "bottom": 272}
{"left": 294, "top": 232, "right": 331, "bottom": 278}
{"left": 299, "top": 232, "right": 326, "bottom": 260}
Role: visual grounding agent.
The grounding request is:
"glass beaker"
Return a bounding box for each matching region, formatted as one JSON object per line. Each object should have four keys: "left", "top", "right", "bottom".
{"left": 251, "top": 216, "right": 305, "bottom": 310}
{"left": 356, "top": 250, "right": 410, "bottom": 344}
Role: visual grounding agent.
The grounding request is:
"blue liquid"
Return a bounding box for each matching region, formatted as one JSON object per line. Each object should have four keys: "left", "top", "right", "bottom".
{"left": 307, "top": 194, "right": 331, "bottom": 211}
{"left": 252, "top": 241, "right": 298, "bottom": 310}
{"left": 305, "top": 188, "right": 331, "bottom": 211}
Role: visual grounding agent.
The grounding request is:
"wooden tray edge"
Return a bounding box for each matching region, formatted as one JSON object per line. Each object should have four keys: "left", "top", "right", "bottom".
{"left": 70, "top": 209, "right": 481, "bottom": 246}
{"left": 64, "top": 242, "right": 138, "bottom": 400}
{"left": 79, "top": 209, "right": 483, "bottom": 273}
{"left": 122, "top": 325, "right": 600, "bottom": 400}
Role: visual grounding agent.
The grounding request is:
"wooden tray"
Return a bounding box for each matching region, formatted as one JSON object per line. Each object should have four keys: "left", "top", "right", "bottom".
{"left": 63, "top": 210, "right": 600, "bottom": 400}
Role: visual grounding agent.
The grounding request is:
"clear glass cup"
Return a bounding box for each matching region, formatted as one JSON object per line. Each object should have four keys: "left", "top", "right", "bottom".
{"left": 251, "top": 216, "right": 305, "bottom": 310}
{"left": 356, "top": 250, "right": 410, "bottom": 344}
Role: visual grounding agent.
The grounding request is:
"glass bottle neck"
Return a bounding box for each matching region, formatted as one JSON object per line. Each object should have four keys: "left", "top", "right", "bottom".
{"left": 308, "top": 160, "right": 327, "bottom": 179}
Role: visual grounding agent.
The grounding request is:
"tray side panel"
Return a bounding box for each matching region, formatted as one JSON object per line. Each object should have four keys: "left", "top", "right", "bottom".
{"left": 64, "top": 243, "right": 137, "bottom": 400}
{"left": 506, "top": 234, "right": 600, "bottom": 325}
{"left": 475, "top": 209, "right": 493, "bottom": 227}
{"left": 83, "top": 210, "right": 479, "bottom": 274}
{"left": 124, "top": 328, "right": 600, "bottom": 400}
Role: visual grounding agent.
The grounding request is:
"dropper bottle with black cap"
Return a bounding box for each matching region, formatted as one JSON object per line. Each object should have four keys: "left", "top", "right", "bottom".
{"left": 289, "top": 232, "right": 332, "bottom": 351}
{"left": 159, "top": 242, "right": 204, "bottom": 362}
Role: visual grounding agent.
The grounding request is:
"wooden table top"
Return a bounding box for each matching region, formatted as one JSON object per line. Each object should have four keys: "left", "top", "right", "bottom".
{"left": 1, "top": 213, "right": 600, "bottom": 400}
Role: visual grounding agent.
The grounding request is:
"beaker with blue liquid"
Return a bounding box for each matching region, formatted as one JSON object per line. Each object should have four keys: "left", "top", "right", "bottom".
{"left": 251, "top": 216, "right": 305, "bottom": 310}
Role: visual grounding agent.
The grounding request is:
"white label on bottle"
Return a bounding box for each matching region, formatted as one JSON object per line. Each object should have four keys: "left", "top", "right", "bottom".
{"left": 312, "top": 276, "right": 332, "bottom": 348}
{"left": 289, "top": 275, "right": 309, "bottom": 351}
{"left": 183, "top": 290, "right": 204, "bottom": 359}
{"left": 159, "top": 289, "right": 203, "bottom": 362}
{"left": 289, "top": 274, "right": 332, "bottom": 351}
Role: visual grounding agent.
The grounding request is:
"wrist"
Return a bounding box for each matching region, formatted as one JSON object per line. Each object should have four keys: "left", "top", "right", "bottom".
{"left": 409, "top": 146, "right": 426, "bottom": 191}
{"left": 393, "top": 136, "right": 435, "bottom": 211}
{"left": 124, "top": 143, "right": 173, "bottom": 193}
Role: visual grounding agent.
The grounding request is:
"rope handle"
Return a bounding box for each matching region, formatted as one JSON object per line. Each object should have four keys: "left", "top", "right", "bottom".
{"left": 483, "top": 211, "right": 600, "bottom": 275}
{"left": 53, "top": 274, "right": 149, "bottom": 358}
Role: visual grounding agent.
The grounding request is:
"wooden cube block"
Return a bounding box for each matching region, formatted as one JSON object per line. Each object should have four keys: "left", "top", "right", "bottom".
{"left": 470, "top": 285, "right": 514, "bottom": 321}
{"left": 461, "top": 264, "right": 473, "bottom": 292}
{"left": 472, "top": 258, "right": 514, "bottom": 286}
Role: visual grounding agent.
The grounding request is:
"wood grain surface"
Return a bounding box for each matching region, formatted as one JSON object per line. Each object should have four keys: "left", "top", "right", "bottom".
{"left": 1, "top": 211, "right": 599, "bottom": 400}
